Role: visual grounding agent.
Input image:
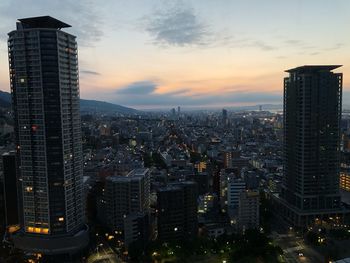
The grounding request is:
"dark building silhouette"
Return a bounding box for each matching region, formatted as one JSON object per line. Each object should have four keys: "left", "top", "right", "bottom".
{"left": 0, "top": 178, "right": 4, "bottom": 236}
{"left": 194, "top": 172, "right": 209, "bottom": 195}
{"left": 2, "top": 152, "right": 19, "bottom": 229}
{"left": 157, "top": 181, "right": 198, "bottom": 242}
{"left": 276, "top": 65, "right": 350, "bottom": 227}
{"left": 8, "top": 16, "right": 88, "bottom": 255}
{"left": 124, "top": 212, "right": 150, "bottom": 247}
{"left": 222, "top": 109, "right": 228, "bottom": 126}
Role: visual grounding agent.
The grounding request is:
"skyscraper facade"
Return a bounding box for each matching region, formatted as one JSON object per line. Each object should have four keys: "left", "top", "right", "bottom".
{"left": 278, "top": 65, "right": 349, "bottom": 227}
{"left": 8, "top": 16, "right": 88, "bottom": 254}
{"left": 2, "top": 152, "right": 19, "bottom": 231}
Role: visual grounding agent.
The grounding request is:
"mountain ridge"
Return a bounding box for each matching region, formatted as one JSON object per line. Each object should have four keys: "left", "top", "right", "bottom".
{"left": 0, "top": 90, "right": 138, "bottom": 114}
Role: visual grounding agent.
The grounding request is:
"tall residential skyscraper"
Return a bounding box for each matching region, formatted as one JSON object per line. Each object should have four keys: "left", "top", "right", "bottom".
{"left": 278, "top": 65, "right": 349, "bottom": 227}
{"left": 8, "top": 16, "right": 88, "bottom": 254}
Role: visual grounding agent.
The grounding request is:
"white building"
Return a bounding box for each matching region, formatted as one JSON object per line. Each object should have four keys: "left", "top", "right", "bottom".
{"left": 227, "top": 179, "right": 246, "bottom": 217}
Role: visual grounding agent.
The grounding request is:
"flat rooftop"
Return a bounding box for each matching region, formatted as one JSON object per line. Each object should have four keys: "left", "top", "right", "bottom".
{"left": 18, "top": 16, "right": 71, "bottom": 29}
{"left": 333, "top": 258, "right": 350, "bottom": 263}
{"left": 285, "top": 65, "right": 342, "bottom": 73}
{"left": 106, "top": 168, "right": 149, "bottom": 182}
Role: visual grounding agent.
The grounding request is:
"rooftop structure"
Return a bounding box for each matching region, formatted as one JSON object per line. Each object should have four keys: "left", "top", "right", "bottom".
{"left": 17, "top": 16, "right": 71, "bottom": 29}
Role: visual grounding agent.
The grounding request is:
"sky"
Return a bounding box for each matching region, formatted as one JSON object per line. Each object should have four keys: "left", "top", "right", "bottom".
{"left": 0, "top": 0, "right": 350, "bottom": 109}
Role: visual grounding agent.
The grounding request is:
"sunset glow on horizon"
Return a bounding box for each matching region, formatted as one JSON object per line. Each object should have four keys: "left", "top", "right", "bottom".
{"left": 1, "top": 0, "right": 350, "bottom": 109}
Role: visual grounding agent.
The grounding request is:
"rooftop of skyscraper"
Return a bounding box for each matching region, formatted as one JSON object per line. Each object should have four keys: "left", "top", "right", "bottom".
{"left": 285, "top": 65, "right": 342, "bottom": 73}
{"left": 17, "top": 16, "right": 71, "bottom": 29}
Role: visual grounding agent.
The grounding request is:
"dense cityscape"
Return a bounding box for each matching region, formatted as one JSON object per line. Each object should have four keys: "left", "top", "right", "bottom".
{"left": 1, "top": 7, "right": 350, "bottom": 263}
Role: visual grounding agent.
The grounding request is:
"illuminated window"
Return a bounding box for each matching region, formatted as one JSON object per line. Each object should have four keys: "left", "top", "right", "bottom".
{"left": 26, "top": 227, "right": 49, "bottom": 234}
{"left": 58, "top": 217, "right": 64, "bottom": 222}
{"left": 26, "top": 227, "right": 34, "bottom": 232}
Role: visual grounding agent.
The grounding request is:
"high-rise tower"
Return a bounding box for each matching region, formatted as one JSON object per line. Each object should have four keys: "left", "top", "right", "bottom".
{"left": 222, "top": 108, "right": 228, "bottom": 126}
{"left": 277, "top": 65, "right": 349, "bottom": 227}
{"left": 8, "top": 16, "right": 88, "bottom": 255}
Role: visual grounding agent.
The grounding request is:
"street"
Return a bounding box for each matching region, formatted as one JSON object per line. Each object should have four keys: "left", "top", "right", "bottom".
{"left": 273, "top": 232, "right": 324, "bottom": 263}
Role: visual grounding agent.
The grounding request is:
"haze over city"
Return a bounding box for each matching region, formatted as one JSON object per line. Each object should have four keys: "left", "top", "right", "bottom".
{"left": 1, "top": 0, "right": 350, "bottom": 109}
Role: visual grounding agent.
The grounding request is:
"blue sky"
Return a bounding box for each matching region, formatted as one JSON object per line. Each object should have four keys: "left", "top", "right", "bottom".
{"left": 0, "top": 0, "right": 349, "bottom": 109}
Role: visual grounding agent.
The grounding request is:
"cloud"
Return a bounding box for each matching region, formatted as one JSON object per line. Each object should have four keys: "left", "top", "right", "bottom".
{"left": 116, "top": 81, "right": 157, "bottom": 95}
{"left": 309, "top": 52, "right": 320, "bottom": 56}
{"left": 250, "top": 41, "right": 276, "bottom": 51}
{"left": 284, "top": 39, "right": 303, "bottom": 45}
{"left": 165, "top": 88, "right": 191, "bottom": 96}
{"left": 112, "top": 80, "right": 281, "bottom": 108}
{"left": 0, "top": 0, "right": 103, "bottom": 46}
{"left": 276, "top": 56, "right": 287, "bottom": 59}
{"left": 80, "top": 70, "right": 100, "bottom": 75}
{"left": 144, "top": 5, "right": 208, "bottom": 47}
{"left": 323, "top": 43, "right": 344, "bottom": 51}
{"left": 142, "top": 3, "right": 277, "bottom": 51}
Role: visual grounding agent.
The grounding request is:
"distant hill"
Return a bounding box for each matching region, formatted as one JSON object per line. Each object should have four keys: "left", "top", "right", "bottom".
{"left": 0, "top": 90, "right": 138, "bottom": 114}
{"left": 0, "top": 98, "right": 11, "bottom": 108}
{"left": 0, "top": 90, "right": 11, "bottom": 108}
{"left": 80, "top": 99, "right": 138, "bottom": 114}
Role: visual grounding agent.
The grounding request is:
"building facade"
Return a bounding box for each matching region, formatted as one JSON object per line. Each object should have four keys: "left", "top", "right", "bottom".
{"left": 227, "top": 178, "right": 246, "bottom": 218}
{"left": 105, "top": 169, "right": 150, "bottom": 233}
{"left": 157, "top": 181, "right": 198, "bottom": 242}
{"left": 277, "top": 65, "right": 349, "bottom": 228}
{"left": 340, "top": 151, "right": 350, "bottom": 192}
{"left": 238, "top": 190, "right": 260, "bottom": 232}
{"left": 2, "top": 152, "right": 19, "bottom": 231}
{"left": 123, "top": 212, "right": 150, "bottom": 247}
{"left": 8, "top": 16, "right": 88, "bottom": 254}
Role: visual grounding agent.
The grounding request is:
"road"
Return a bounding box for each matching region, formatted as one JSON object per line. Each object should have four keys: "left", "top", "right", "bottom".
{"left": 87, "top": 242, "right": 122, "bottom": 263}
{"left": 272, "top": 232, "right": 324, "bottom": 263}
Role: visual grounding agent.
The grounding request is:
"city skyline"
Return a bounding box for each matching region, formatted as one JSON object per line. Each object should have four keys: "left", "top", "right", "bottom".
{"left": 1, "top": 0, "right": 350, "bottom": 109}
{"left": 1, "top": 4, "right": 350, "bottom": 261}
